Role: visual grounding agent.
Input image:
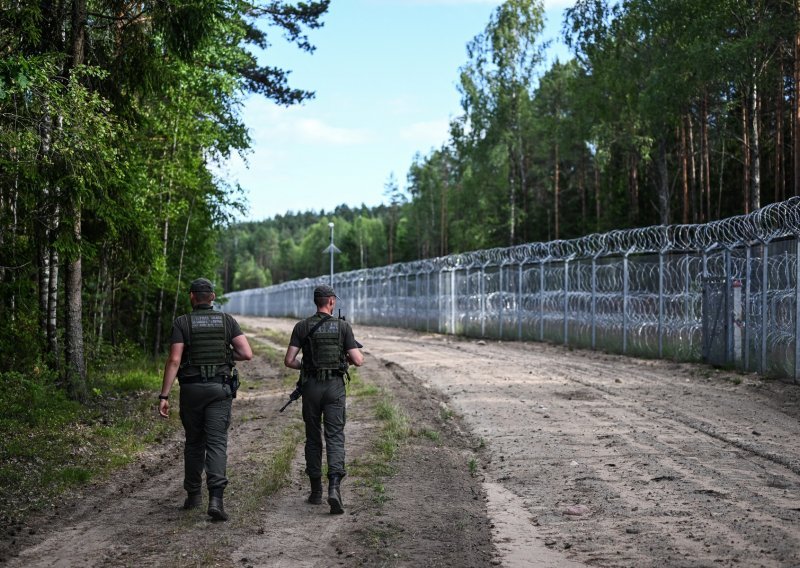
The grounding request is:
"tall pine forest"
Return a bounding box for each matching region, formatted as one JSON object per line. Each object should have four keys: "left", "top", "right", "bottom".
{"left": 221, "top": 0, "right": 800, "bottom": 291}
{"left": 3, "top": 0, "right": 800, "bottom": 401}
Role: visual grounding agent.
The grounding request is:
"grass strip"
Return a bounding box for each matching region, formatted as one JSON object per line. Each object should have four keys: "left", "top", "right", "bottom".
{"left": 348, "top": 370, "right": 411, "bottom": 502}
{"left": 0, "top": 361, "right": 178, "bottom": 526}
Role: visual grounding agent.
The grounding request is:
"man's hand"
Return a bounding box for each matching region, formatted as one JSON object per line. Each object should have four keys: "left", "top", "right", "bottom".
{"left": 159, "top": 399, "right": 170, "bottom": 418}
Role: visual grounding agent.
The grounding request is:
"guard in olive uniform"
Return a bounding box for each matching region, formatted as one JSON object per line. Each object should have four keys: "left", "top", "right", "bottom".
{"left": 284, "top": 284, "right": 364, "bottom": 514}
{"left": 158, "top": 278, "right": 253, "bottom": 521}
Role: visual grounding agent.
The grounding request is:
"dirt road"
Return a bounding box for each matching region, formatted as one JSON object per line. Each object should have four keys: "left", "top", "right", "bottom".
{"left": 3, "top": 316, "right": 800, "bottom": 567}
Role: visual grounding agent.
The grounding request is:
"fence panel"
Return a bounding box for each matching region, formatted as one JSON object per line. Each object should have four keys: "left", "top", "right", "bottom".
{"left": 222, "top": 198, "right": 800, "bottom": 382}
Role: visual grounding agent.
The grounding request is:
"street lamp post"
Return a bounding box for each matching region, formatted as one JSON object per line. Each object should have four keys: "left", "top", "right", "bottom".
{"left": 323, "top": 221, "right": 341, "bottom": 286}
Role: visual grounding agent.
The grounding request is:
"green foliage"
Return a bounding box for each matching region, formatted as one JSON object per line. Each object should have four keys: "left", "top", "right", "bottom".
{"left": 0, "top": 366, "right": 177, "bottom": 523}
{"left": 0, "top": 0, "right": 330, "bottom": 390}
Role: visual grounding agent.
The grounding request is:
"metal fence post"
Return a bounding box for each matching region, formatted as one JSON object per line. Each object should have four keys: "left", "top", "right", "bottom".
{"left": 539, "top": 260, "right": 546, "bottom": 341}
{"left": 795, "top": 237, "right": 800, "bottom": 383}
{"left": 761, "top": 241, "right": 769, "bottom": 375}
{"left": 498, "top": 262, "right": 504, "bottom": 339}
{"left": 623, "top": 251, "right": 630, "bottom": 354}
{"left": 725, "top": 248, "right": 733, "bottom": 365}
{"left": 658, "top": 249, "right": 665, "bottom": 358}
{"left": 450, "top": 269, "right": 456, "bottom": 335}
{"left": 426, "top": 269, "right": 431, "bottom": 332}
{"left": 517, "top": 262, "right": 524, "bottom": 340}
{"left": 480, "top": 264, "right": 486, "bottom": 337}
{"left": 563, "top": 257, "right": 570, "bottom": 345}
{"left": 438, "top": 268, "right": 444, "bottom": 334}
{"left": 744, "top": 245, "right": 751, "bottom": 371}
{"left": 591, "top": 254, "right": 598, "bottom": 350}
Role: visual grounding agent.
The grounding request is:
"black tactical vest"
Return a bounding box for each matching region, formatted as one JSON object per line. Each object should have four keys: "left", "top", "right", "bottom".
{"left": 184, "top": 310, "right": 231, "bottom": 379}
{"left": 302, "top": 316, "right": 345, "bottom": 376}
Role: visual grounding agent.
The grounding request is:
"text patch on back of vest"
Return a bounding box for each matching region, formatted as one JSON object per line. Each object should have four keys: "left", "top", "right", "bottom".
{"left": 192, "top": 314, "right": 224, "bottom": 328}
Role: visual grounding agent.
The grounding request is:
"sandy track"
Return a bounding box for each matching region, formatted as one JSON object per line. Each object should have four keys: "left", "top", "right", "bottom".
{"left": 4, "top": 315, "right": 799, "bottom": 567}
{"left": 347, "top": 321, "right": 800, "bottom": 567}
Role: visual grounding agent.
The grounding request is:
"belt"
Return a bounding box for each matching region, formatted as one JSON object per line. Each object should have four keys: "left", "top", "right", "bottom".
{"left": 179, "top": 376, "right": 227, "bottom": 384}
{"left": 303, "top": 369, "right": 344, "bottom": 380}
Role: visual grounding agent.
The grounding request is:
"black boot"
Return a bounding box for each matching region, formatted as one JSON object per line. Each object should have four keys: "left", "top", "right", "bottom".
{"left": 308, "top": 477, "right": 323, "bottom": 504}
{"left": 183, "top": 491, "right": 202, "bottom": 510}
{"left": 327, "top": 474, "right": 344, "bottom": 515}
{"left": 207, "top": 490, "right": 229, "bottom": 521}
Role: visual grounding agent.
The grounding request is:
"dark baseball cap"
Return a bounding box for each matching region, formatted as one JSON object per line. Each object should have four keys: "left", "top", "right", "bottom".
{"left": 190, "top": 278, "right": 215, "bottom": 293}
{"left": 313, "top": 284, "right": 338, "bottom": 299}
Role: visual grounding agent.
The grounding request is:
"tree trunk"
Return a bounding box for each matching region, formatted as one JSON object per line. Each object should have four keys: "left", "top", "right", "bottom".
{"left": 62, "top": 0, "right": 88, "bottom": 400}
{"left": 594, "top": 161, "right": 601, "bottom": 231}
{"left": 702, "top": 94, "right": 711, "bottom": 220}
{"left": 153, "top": 205, "right": 169, "bottom": 354}
{"left": 687, "top": 113, "right": 698, "bottom": 223}
{"left": 628, "top": 152, "right": 639, "bottom": 225}
{"left": 171, "top": 198, "right": 195, "bottom": 323}
{"left": 680, "top": 120, "right": 689, "bottom": 224}
{"left": 579, "top": 153, "right": 587, "bottom": 230}
{"left": 553, "top": 141, "right": 560, "bottom": 239}
{"left": 749, "top": 78, "right": 761, "bottom": 212}
{"left": 64, "top": 196, "right": 87, "bottom": 401}
{"left": 656, "top": 137, "right": 671, "bottom": 225}
{"left": 47, "top": 244, "right": 59, "bottom": 360}
{"left": 38, "top": 228, "right": 51, "bottom": 344}
{"left": 743, "top": 97, "right": 751, "bottom": 213}
{"left": 794, "top": 17, "right": 800, "bottom": 196}
{"left": 776, "top": 61, "right": 785, "bottom": 203}
{"left": 508, "top": 165, "right": 517, "bottom": 246}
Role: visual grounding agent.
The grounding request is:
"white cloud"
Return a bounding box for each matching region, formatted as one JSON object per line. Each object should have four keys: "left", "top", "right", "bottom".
{"left": 399, "top": 119, "right": 451, "bottom": 149}
{"left": 242, "top": 99, "right": 372, "bottom": 146}
{"left": 369, "top": 0, "right": 501, "bottom": 4}
{"left": 294, "top": 118, "right": 371, "bottom": 145}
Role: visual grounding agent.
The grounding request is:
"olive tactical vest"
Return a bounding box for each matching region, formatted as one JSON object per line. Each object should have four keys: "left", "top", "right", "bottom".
{"left": 302, "top": 316, "right": 345, "bottom": 375}
{"left": 184, "top": 310, "right": 231, "bottom": 379}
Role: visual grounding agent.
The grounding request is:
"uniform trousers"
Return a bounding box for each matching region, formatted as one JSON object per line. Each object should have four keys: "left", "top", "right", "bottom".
{"left": 301, "top": 375, "right": 346, "bottom": 479}
{"left": 179, "top": 381, "right": 232, "bottom": 493}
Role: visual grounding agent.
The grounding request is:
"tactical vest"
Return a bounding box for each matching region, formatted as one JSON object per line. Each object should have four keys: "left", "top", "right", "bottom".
{"left": 183, "top": 310, "right": 232, "bottom": 379}
{"left": 302, "top": 316, "right": 345, "bottom": 377}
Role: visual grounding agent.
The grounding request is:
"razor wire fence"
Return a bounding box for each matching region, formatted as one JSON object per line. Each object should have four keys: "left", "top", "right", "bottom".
{"left": 223, "top": 197, "right": 800, "bottom": 382}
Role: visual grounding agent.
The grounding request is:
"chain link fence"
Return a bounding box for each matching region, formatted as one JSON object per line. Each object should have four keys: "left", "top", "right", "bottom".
{"left": 223, "top": 198, "right": 800, "bottom": 382}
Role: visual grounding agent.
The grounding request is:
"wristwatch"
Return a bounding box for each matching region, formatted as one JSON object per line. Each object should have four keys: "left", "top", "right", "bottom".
{"left": 158, "top": 394, "right": 169, "bottom": 401}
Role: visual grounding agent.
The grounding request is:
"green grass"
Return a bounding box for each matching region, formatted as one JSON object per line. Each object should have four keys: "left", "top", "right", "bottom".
{"left": 417, "top": 427, "right": 440, "bottom": 442}
{"left": 236, "top": 421, "right": 305, "bottom": 520}
{"left": 258, "top": 328, "right": 292, "bottom": 347}
{"left": 468, "top": 457, "right": 478, "bottom": 477}
{"left": 0, "top": 361, "right": 178, "bottom": 524}
{"left": 348, "top": 383, "right": 411, "bottom": 505}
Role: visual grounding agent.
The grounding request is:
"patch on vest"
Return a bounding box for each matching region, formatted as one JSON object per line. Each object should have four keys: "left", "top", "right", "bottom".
{"left": 191, "top": 313, "right": 224, "bottom": 328}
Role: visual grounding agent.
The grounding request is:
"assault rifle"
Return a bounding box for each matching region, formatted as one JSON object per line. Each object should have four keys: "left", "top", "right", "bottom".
{"left": 279, "top": 382, "right": 301, "bottom": 412}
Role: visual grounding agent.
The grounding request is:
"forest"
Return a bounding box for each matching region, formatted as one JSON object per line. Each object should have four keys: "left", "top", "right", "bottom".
{"left": 220, "top": 0, "right": 800, "bottom": 291}
{"left": 2, "top": 0, "right": 800, "bottom": 399}
{"left": 0, "top": 0, "right": 330, "bottom": 399}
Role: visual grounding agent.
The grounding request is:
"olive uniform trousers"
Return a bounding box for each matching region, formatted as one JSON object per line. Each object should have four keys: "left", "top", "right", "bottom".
{"left": 179, "top": 381, "right": 232, "bottom": 493}
{"left": 301, "top": 375, "right": 346, "bottom": 479}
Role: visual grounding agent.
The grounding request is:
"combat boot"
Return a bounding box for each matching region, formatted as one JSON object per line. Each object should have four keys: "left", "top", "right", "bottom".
{"left": 207, "top": 490, "right": 229, "bottom": 521}
{"left": 183, "top": 491, "right": 202, "bottom": 510}
{"left": 308, "top": 477, "right": 323, "bottom": 504}
{"left": 327, "top": 474, "right": 344, "bottom": 515}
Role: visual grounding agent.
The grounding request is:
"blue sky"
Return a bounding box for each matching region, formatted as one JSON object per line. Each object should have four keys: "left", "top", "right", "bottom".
{"left": 217, "top": 0, "right": 574, "bottom": 221}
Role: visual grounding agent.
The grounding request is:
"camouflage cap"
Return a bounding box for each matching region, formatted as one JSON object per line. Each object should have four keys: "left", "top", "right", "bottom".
{"left": 313, "top": 284, "right": 338, "bottom": 299}
{"left": 190, "top": 278, "right": 215, "bottom": 293}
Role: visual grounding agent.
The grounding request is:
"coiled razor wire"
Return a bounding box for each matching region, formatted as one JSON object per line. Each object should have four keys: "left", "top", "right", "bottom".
{"left": 223, "top": 197, "right": 800, "bottom": 382}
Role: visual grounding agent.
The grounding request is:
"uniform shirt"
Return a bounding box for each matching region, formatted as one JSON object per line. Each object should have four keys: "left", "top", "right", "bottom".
{"left": 170, "top": 304, "right": 243, "bottom": 378}
{"left": 289, "top": 312, "right": 360, "bottom": 352}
